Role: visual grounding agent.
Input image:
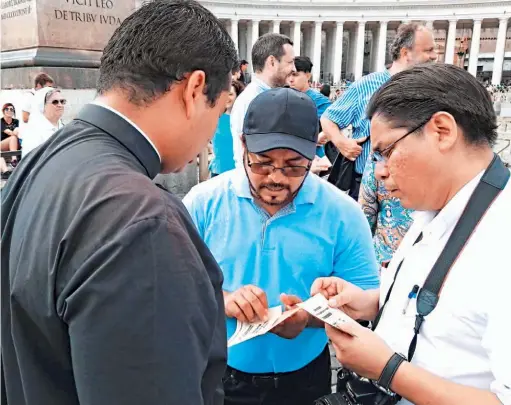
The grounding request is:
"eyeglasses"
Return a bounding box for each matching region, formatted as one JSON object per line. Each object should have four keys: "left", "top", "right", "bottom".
{"left": 50, "top": 99, "right": 66, "bottom": 106}
{"left": 247, "top": 155, "right": 311, "bottom": 177}
{"left": 4, "top": 107, "right": 14, "bottom": 112}
{"left": 372, "top": 117, "right": 431, "bottom": 163}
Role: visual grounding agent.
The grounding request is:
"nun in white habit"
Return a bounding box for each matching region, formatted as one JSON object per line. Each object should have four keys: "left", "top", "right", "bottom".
{"left": 22, "top": 87, "right": 66, "bottom": 157}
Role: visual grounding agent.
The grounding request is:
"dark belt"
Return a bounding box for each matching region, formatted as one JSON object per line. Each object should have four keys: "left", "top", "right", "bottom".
{"left": 226, "top": 345, "right": 329, "bottom": 390}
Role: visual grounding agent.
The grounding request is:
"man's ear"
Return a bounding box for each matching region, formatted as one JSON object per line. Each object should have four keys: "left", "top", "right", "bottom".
{"left": 427, "top": 111, "right": 459, "bottom": 153}
{"left": 182, "top": 70, "right": 207, "bottom": 120}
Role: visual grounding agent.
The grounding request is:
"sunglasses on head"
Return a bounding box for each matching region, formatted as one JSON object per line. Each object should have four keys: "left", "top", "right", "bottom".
{"left": 50, "top": 99, "right": 66, "bottom": 106}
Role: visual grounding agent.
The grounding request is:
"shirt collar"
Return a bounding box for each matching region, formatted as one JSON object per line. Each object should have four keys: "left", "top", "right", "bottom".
{"left": 251, "top": 75, "right": 272, "bottom": 91}
{"left": 419, "top": 170, "right": 485, "bottom": 241}
{"left": 230, "top": 168, "right": 318, "bottom": 206}
{"left": 92, "top": 100, "right": 161, "bottom": 162}
{"left": 75, "top": 103, "right": 161, "bottom": 179}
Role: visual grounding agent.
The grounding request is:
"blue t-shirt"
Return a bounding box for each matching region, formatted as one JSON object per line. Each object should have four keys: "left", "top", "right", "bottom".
{"left": 306, "top": 89, "right": 332, "bottom": 158}
{"left": 305, "top": 88, "right": 331, "bottom": 119}
{"left": 183, "top": 170, "right": 380, "bottom": 373}
{"left": 210, "top": 113, "right": 235, "bottom": 175}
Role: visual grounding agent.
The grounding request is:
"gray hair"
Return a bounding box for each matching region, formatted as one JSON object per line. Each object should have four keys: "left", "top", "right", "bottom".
{"left": 389, "top": 23, "right": 425, "bottom": 62}
{"left": 44, "top": 88, "right": 61, "bottom": 105}
{"left": 366, "top": 64, "right": 498, "bottom": 147}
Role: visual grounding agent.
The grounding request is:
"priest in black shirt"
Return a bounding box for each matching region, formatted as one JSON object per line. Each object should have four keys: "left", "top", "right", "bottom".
{"left": 1, "top": 1, "right": 238, "bottom": 404}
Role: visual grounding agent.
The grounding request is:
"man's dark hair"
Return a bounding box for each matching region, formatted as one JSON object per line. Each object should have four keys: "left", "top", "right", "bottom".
{"left": 34, "top": 73, "right": 54, "bottom": 88}
{"left": 97, "top": 0, "right": 238, "bottom": 106}
{"left": 240, "top": 60, "right": 248, "bottom": 66}
{"left": 367, "top": 63, "right": 498, "bottom": 147}
{"left": 294, "top": 56, "right": 313, "bottom": 73}
{"left": 232, "top": 80, "right": 245, "bottom": 97}
{"left": 252, "top": 33, "right": 293, "bottom": 73}
{"left": 389, "top": 23, "right": 425, "bottom": 62}
{"left": 320, "top": 84, "right": 331, "bottom": 98}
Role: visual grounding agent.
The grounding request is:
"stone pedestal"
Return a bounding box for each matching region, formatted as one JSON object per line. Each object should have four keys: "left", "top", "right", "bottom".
{"left": 0, "top": 0, "right": 201, "bottom": 196}
{"left": 1, "top": 0, "right": 136, "bottom": 89}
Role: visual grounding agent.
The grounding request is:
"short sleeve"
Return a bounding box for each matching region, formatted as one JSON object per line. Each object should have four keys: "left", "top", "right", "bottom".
{"left": 359, "top": 156, "right": 378, "bottom": 234}
{"left": 22, "top": 93, "right": 33, "bottom": 113}
{"left": 332, "top": 202, "right": 380, "bottom": 290}
{"left": 322, "top": 84, "right": 360, "bottom": 129}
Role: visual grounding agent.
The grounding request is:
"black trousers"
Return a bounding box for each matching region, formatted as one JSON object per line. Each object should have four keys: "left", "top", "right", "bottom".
{"left": 348, "top": 173, "right": 363, "bottom": 202}
{"left": 223, "top": 346, "right": 331, "bottom": 405}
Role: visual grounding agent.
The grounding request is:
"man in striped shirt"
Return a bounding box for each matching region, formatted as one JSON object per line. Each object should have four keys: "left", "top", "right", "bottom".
{"left": 321, "top": 23, "right": 437, "bottom": 200}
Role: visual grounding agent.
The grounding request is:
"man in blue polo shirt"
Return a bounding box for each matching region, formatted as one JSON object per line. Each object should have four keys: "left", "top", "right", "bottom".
{"left": 183, "top": 87, "right": 379, "bottom": 405}
{"left": 288, "top": 56, "right": 332, "bottom": 173}
{"left": 320, "top": 23, "right": 437, "bottom": 201}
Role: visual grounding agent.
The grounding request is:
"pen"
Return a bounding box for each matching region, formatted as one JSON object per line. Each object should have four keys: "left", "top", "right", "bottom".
{"left": 402, "top": 285, "right": 420, "bottom": 315}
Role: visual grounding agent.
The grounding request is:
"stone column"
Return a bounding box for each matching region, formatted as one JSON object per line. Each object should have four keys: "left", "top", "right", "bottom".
{"left": 302, "top": 25, "right": 312, "bottom": 58}
{"left": 272, "top": 20, "right": 281, "bottom": 34}
{"left": 468, "top": 19, "right": 482, "bottom": 77}
{"left": 248, "top": 20, "right": 260, "bottom": 73}
{"left": 230, "top": 18, "right": 239, "bottom": 54}
{"left": 354, "top": 21, "right": 366, "bottom": 80}
{"left": 332, "top": 22, "right": 344, "bottom": 85}
{"left": 492, "top": 17, "right": 509, "bottom": 85}
{"left": 375, "top": 21, "right": 388, "bottom": 72}
{"left": 370, "top": 29, "right": 379, "bottom": 72}
{"left": 292, "top": 21, "right": 302, "bottom": 56}
{"left": 444, "top": 19, "right": 457, "bottom": 64}
{"left": 346, "top": 28, "right": 356, "bottom": 79}
{"left": 312, "top": 21, "right": 323, "bottom": 82}
{"left": 238, "top": 23, "right": 248, "bottom": 60}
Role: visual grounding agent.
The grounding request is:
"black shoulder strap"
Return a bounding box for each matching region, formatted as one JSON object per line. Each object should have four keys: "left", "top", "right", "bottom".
{"left": 408, "top": 154, "right": 509, "bottom": 360}
{"left": 417, "top": 154, "right": 509, "bottom": 317}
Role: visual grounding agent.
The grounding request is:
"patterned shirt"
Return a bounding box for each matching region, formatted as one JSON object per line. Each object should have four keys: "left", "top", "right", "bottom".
{"left": 359, "top": 155, "right": 414, "bottom": 265}
{"left": 322, "top": 70, "right": 391, "bottom": 174}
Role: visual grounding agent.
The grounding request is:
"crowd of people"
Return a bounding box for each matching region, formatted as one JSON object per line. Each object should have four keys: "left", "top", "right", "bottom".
{"left": 0, "top": 73, "right": 66, "bottom": 179}
{"left": 1, "top": 1, "right": 510, "bottom": 405}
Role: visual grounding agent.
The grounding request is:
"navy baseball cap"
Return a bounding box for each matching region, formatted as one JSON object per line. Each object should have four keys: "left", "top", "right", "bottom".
{"left": 242, "top": 87, "right": 319, "bottom": 160}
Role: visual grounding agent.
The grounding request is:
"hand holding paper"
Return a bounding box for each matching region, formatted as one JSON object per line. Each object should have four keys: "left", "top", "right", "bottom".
{"left": 297, "top": 293, "right": 357, "bottom": 333}
{"left": 228, "top": 294, "right": 357, "bottom": 347}
{"left": 270, "top": 294, "right": 310, "bottom": 339}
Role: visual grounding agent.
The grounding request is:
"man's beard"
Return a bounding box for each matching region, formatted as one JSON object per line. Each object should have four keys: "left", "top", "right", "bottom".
{"left": 253, "top": 182, "right": 293, "bottom": 206}
{"left": 271, "top": 71, "right": 290, "bottom": 88}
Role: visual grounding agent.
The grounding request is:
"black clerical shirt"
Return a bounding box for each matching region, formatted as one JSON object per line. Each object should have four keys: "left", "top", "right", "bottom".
{"left": 1, "top": 104, "right": 227, "bottom": 405}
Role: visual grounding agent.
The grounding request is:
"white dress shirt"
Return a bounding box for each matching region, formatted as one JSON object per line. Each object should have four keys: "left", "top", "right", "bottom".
{"left": 375, "top": 169, "right": 511, "bottom": 405}
{"left": 229, "top": 75, "right": 271, "bottom": 168}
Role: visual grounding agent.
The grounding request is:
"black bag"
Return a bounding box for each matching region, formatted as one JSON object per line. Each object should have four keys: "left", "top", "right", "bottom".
{"left": 327, "top": 153, "right": 354, "bottom": 192}
{"left": 327, "top": 138, "right": 369, "bottom": 192}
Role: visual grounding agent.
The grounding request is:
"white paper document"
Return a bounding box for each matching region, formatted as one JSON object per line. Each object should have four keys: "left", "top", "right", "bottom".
{"left": 297, "top": 293, "right": 357, "bottom": 333}
{"left": 228, "top": 294, "right": 355, "bottom": 347}
{"left": 227, "top": 306, "right": 299, "bottom": 347}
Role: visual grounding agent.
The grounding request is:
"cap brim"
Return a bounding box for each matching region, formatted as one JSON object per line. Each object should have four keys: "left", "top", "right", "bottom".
{"left": 245, "top": 133, "right": 317, "bottom": 160}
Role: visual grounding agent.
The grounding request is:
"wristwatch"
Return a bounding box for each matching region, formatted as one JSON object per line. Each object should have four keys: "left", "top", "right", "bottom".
{"left": 377, "top": 352, "right": 407, "bottom": 390}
